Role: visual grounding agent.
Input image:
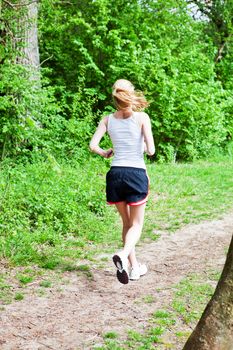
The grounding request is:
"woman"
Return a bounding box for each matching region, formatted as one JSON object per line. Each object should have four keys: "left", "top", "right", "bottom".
{"left": 89, "top": 79, "right": 155, "bottom": 284}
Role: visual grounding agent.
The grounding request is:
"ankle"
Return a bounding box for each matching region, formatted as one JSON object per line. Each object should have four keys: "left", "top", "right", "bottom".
{"left": 131, "top": 262, "right": 140, "bottom": 270}
{"left": 120, "top": 249, "right": 130, "bottom": 260}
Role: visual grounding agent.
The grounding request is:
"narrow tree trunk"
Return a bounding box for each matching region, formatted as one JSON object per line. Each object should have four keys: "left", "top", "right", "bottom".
{"left": 183, "top": 234, "right": 233, "bottom": 350}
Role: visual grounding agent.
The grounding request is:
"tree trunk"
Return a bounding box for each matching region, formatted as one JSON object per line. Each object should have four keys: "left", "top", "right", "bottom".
{"left": 16, "top": 0, "right": 40, "bottom": 79}
{"left": 183, "top": 234, "right": 233, "bottom": 350}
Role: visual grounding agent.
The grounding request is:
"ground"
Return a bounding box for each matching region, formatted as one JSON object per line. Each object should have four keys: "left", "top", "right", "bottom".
{"left": 0, "top": 212, "right": 232, "bottom": 350}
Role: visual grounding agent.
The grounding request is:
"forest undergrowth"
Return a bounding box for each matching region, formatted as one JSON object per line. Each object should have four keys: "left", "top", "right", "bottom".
{"left": 0, "top": 153, "right": 233, "bottom": 269}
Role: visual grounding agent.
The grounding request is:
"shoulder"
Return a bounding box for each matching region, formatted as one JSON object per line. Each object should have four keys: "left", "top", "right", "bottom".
{"left": 141, "top": 112, "right": 150, "bottom": 120}
{"left": 100, "top": 114, "right": 111, "bottom": 126}
{"left": 134, "top": 112, "right": 150, "bottom": 126}
{"left": 99, "top": 114, "right": 115, "bottom": 131}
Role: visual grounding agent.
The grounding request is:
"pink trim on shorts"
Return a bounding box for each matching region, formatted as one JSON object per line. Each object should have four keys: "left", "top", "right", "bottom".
{"left": 107, "top": 195, "right": 149, "bottom": 206}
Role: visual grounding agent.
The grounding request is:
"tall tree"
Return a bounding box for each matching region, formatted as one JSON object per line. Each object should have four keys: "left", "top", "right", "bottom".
{"left": 183, "top": 234, "right": 233, "bottom": 350}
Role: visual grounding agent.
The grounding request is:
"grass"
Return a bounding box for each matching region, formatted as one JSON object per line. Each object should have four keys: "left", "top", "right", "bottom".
{"left": 104, "top": 332, "right": 119, "bottom": 340}
{"left": 172, "top": 274, "right": 214, "bottom": 324}
{"left": 0, "top": 156, "right": 232, "bottom": 307}
{"left": 1, "top": 156, "right": 233, "bottom": 267}
{"left": 142, "top": 295, "right": 155, "bottom": 304}
{"left": 0, "top": 157, "right": 117, "bottom": 266}
{"left": 75, "top": 264, "right": 93, "bottom": 279}
{"left": 14, "top": 292, "right": 24, "bottom": 301}
{"left": 0, "top": 266, "right": 63, "bottom": 305}
{"left": 146, "top": 158, "right": 233, "bottom": 235}
{"left": 0, "top": 277, "right": 12, "bottom": 304}
{"left": 39, "top": 280, "right": 52, "bottom": 288}
{"left": 96, "top": 271, "right": 218, "bottom": 349}
{"left": 17, "top": 274, "right": 34, "bottom": 285}
{"left": 0, "top": 155, "right": 232, "bottom": 347}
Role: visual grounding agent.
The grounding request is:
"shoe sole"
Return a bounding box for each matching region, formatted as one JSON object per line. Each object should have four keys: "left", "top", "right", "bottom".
{"left": 129, "top": 275, "right": 140, "bottom": 281}
{"left": 113, "top": 255, "right": 129, "bottom": 284}
{"left": 129, "top": 274, "right": 146, "bottom": 281}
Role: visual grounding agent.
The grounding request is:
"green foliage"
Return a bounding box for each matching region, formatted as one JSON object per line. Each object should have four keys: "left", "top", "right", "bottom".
{"left": 38, "top": 0, "right": 233, "bottom": 161}
{"left": 0, "top": 63, "right": 40, "bottom": 159}
{"left": 0, "top": 157, "right": 117, "bottom": 266}
{"left": 1, "top": 156, "right": 233, "bottom": 266}
{"left": 0, "top": 0, "right": 232, "bottom": 161}
{"left": 0, "top": 59, "right": 93, "bottom": 161}
{"left": 1, "top": 2, "right": 233, "bottom": 272}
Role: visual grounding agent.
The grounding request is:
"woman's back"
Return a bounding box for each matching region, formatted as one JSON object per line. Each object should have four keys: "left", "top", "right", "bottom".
{"left": 108, "top": 113, "right": 145, "bottom": 169}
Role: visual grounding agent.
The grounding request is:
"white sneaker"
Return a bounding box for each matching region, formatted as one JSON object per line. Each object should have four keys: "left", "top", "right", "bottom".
{"left": 129, "top": 263, "right": 148, "bottom": 280}
{"left": 112, "top": 252, "right": 129, "bottom": 284}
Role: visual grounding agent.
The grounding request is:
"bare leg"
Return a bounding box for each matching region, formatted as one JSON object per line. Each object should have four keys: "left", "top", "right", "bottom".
{"left": 115, "top": 202, "right": 146, "bottom": 268}
{"left": 115, "top": 202, "right": 136, "bottom": 267}
{"left": 122, "top": 204, "right": 146, "bottom": 258}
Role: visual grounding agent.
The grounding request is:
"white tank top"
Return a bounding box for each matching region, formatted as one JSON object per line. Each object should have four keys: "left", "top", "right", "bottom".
{"left": 107, "top": 113, "right": 146, "bottom": 169}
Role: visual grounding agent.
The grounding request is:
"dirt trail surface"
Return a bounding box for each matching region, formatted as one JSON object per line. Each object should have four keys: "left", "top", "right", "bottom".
{"left": 0, "top": 212, "right": 233, "bottom": 350}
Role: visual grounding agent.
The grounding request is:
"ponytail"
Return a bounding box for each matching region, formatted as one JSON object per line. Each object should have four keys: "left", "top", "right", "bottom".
{"left": 112, "top": 80, "right": 149, "bottom": 111}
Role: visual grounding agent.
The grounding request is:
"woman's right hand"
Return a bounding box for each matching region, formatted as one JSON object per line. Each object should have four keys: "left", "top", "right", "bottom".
{"left": 104, "top": 148, "right": 113, "bottom": 158}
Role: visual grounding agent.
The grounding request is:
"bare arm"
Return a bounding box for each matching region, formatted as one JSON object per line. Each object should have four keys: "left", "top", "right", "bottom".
{"left": 89, "top": 116, "right": 113, "bottom": 158}
{"left": 142, "top": 113, "right": 155, "bottom": 156}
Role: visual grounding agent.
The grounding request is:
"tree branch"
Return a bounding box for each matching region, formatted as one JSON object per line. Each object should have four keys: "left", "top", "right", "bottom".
{"left": 39, "top": 55, "right": 53, "bottom": 67}
{"left": 215, "top": 33, "right": 232, "bottom": 62}
{"left": 2, "top": 0, "right": 15, "bottom": 8}
{"left": 3, "top": 0, "right": 38, "bottom": 9}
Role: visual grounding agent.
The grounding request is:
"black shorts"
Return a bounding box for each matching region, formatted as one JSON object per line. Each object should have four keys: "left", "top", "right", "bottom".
{"left": 106, "top": 166, "right": 149, "bottom": 206}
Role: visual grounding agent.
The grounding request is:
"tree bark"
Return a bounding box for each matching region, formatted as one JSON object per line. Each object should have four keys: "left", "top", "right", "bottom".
{"left": 183, "top": 234, "right": 233, "bottom": 350}
{"left": 16, "top": 0, "right": 40, "bottom": 80}
{"left": 2, "top": 0, "right": 40, "bottom": 75}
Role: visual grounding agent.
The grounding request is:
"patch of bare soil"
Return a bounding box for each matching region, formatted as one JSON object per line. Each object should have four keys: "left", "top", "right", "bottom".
{"left": 0, "top": 212, "right": 232, "bottom": 350}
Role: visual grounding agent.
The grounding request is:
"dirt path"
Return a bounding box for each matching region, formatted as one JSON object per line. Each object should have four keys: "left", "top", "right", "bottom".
{"left": 0, "top": 212, "right": 233, "bottom": 350}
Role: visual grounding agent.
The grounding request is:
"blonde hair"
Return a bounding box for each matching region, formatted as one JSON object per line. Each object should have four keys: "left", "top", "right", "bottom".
{"left": 112, "top": 79, "right": 149, "bottom": 111}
